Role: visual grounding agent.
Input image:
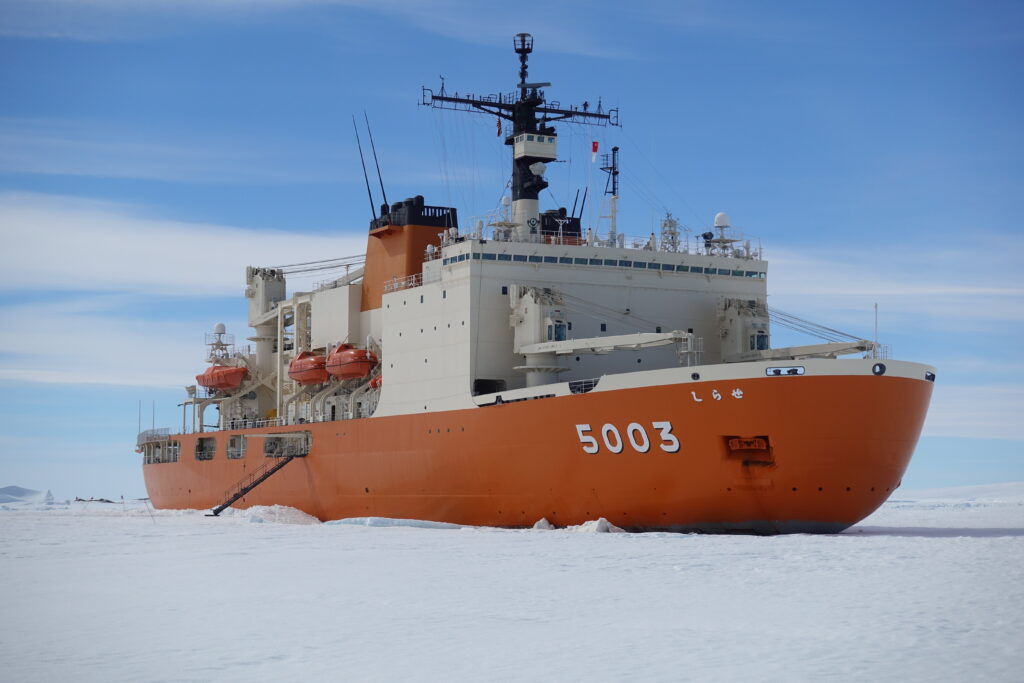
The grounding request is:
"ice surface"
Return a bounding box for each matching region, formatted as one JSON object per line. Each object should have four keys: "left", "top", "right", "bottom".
{"left": 1, "top": 484, "right": 1021, "bottom": 682}
{"left": 327, "top": 516, "right": 465, "bottom": 529}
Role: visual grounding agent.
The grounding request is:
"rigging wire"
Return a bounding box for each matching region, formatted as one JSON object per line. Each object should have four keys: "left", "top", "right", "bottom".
{"left": 556, "top": 288, "right": 663, "bottom": 330}
{"left": 620, "top": 126, "right": 704, "bottom": 229}
{"left": 767, "top": 307, "right": 864, "bottom": 343}
{"left": 269, "top": 254, "right": 364, "bottom": 270}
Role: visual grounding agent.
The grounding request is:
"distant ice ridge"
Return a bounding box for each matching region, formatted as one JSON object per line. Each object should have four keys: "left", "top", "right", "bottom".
{"left": 0, "top": 485, "right": 55, "bottom": 505}
{"left": 897, "top": 482, "right": 1024, "bottom": 502}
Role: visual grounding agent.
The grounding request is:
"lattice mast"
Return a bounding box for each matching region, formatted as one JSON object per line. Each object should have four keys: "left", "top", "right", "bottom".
{"left": 600, "top": 146, "right": 620, "bottom": 246}
{"left": 422, "top": 33, "right": 619, "bottom": 240}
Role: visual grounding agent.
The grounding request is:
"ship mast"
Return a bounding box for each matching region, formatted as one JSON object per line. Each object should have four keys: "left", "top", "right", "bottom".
{"left": 600, "top": 146, "right": 620, "bottom": 247}
{"left": 422, "top": 33, "right": 619, "bottom": 240}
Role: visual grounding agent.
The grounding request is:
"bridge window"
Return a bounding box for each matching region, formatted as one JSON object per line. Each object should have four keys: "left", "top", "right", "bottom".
{"left": 513, "top": 254, "right": 527, "bottom": 262}
{"left": 559, "top": 257, "right": 573, "bottom": 264}
{"left": 589, "top": 258, "right": 602, "bottom": 265}
{"left": 690, "top": 266, "right": 703, "bottom": 274}
{"left": 618, "top": 260, "right": 632, "bottom": 267}
{"left": 574, "top": 258, "right": 588, "bottom": 265}
{"left": 543, "top": 256, "right": 558, "bottom": 263}
{"left": 482, "top": 252, "right": 496, "bottom": 260}
{"left": 529, "top": 255, "right": 543, "bottom": 263}
{"left": 498, "top": 253, "right": 512, "bottom": 261}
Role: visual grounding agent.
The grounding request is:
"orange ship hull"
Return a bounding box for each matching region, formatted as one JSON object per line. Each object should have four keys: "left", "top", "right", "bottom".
{"left": 144, "top": 371, "right": 933, "bottom": 533}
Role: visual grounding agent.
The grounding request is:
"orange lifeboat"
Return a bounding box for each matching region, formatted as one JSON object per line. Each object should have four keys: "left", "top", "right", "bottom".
{"left": 288, "top": 351, "right": 329, "bottom": 385}
{"left": 326, "top": 344, "right": 379, "bottom": 380}
{"left": 195, "top": 365, "right": 248, "bottom": 391}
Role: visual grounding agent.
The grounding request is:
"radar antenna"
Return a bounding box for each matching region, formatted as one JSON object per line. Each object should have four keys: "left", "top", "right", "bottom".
{"left": 421, "top": 33, "right": 620, "bottom": 240}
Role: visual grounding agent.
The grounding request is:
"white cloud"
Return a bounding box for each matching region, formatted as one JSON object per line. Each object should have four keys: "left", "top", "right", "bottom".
{"left": 0, "top": 296, "right": 210, "bottom": 387}
{"left": 0, "top": 192, "right": 371, "bottom": 387}
{"left": 0, "top": 119, "right": 347, "bottom": 184}
{"left": 0, "top": 0, "right": 636, "bottom": 58}
{"left": 923, "top": 384, "right": 1024, "bottom": 442}
{"left": 767, "top": 241, "right": 1024, "bottom": 330}
{"left": 0, "top": 192, "right": 366, "bottom": 296}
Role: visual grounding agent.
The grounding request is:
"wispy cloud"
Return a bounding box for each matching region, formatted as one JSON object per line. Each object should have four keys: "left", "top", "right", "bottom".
{"left": 0, "top": 0, "right": 639, "bottom": 57}
{"left": 0, "top": 192, "right": 372, "bottom": 387}
{"left": 0, "top": 118, "right": 348, "bottom": 184}
{"left": 923, "top": 384, "right": 1024, "bottom": 442}
{"left": 767, "top": 240, "right": 1024, "bottom": 331}
{"left": 0, "top": 295, "right": 214, "bottom": 387}
{"left": 0, "top": 191, "right": 366, "bottom": 296}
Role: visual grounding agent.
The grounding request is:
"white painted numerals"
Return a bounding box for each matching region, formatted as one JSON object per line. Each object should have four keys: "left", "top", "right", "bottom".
{"left": 651, "top": 421, "right": 680, "bottom": 453}
{"left": 575, "top": 424, "right": 599, "bottom": 454}
{"left": 575, "top": 421, "right": 679, "bottom": 455}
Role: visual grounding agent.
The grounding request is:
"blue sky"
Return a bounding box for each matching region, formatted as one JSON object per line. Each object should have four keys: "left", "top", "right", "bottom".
{"left": 0, "top": 0, "right": 1021, "bottom": 499}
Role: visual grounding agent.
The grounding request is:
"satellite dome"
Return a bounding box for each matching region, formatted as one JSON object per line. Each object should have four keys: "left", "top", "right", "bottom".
{"left": 713, "top": 212, "right": 731, "bottom": 228}
{"left": 213, "top": 322, "right": 226, "bottom": 335}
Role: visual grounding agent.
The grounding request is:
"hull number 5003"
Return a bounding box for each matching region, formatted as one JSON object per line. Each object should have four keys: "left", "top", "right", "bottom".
{"left": 575, "top": 422, "right": 680, "bottom": 454}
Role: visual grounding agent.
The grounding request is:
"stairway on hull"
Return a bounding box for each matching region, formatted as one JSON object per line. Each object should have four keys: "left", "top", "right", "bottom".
{"left": 207, "top": 455, "right": 303, "bottom": 516}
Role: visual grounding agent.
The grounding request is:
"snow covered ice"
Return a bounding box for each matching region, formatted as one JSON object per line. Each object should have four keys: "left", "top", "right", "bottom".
{"left": 1, "top": 485, "right": 1022, "bottom": 682}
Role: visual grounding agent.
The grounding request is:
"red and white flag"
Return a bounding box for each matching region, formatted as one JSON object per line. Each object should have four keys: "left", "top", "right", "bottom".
{"left": 591, "top": 141, "right": 599, "bottom": 163}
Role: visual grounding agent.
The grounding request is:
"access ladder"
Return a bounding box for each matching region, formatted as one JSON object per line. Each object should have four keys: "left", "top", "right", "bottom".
{"left": 206, "top": 454, "right": 303, "bottom": 516}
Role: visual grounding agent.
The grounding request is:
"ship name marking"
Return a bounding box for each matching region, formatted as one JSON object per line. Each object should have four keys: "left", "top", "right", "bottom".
{"left": 690, "top": 387, "right": 745, "bottom": 403}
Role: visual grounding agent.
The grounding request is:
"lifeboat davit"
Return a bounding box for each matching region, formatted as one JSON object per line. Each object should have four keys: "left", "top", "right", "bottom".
{"left": 195, "top": 365, "right": 248, "bottom": 391}
{"left": 326, "top": 344, "right": 379, "bottom": 380}
{"left": 288, "top": 350, "right": 329, "bottom": 385}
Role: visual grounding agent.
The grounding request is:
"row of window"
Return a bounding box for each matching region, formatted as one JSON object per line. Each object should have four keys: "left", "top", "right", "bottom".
{"left": 515, "top": 134, "right": 556, "bottom": 143}
{"left": 441, "top": 251, "right": 766, "bottom": 278}
{"left": 143, "top": 436, "right": 247, "bottom": 464}
{"left": 141, "top": 442, "right": 180, "bottom": 465}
